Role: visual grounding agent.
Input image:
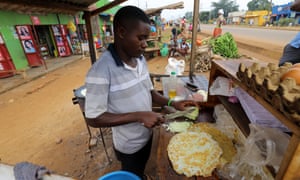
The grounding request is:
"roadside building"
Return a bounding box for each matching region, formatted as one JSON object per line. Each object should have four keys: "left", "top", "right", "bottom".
{"left": 0, "top": 11, "right": 86, "bottom": 71}
{"left": 97, "top": 1, "right": 120, "bottom": 47}
{"left": 271, "top": 2, "right": 300, "bottom": 24}
{"left": 0, "top": 0, "right": 119, "bottom": 75}
{"left": 227, "top": 11, "right": 246, "bottom": 25}
{"left": 244, "top": 10, "right": 269, "bottom": 26}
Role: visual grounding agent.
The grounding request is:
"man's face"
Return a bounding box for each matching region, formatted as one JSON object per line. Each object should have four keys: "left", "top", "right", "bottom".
{"left": 120, "top": 21, "right": 150, "bottom": 57}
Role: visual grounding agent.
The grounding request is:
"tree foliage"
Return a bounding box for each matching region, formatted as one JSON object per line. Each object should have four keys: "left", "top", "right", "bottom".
{"left": 199, "top": 11, "right": 210, "bottom": 23}
{"left": 211, "top": 0, "right": 239, "bottom": 18}
{"left": 247, "top": 0, "right": 272, "bottom": 11}
{"left": 184, "top": 11, "right": 193, "bottom": 22}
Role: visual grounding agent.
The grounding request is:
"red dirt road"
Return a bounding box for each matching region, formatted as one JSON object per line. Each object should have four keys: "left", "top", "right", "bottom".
{"left": 0, "top": 58, "right": 117, "bottom": 179}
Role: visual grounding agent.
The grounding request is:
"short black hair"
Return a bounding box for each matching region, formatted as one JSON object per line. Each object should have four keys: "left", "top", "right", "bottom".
{"left": 113, "top": 6, "right": 150, "bottom": 34}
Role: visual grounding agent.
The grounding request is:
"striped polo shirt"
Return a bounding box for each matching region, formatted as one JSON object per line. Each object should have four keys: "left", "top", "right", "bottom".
{"left": 85, "top": 44, "right": 153, "bottom": 154}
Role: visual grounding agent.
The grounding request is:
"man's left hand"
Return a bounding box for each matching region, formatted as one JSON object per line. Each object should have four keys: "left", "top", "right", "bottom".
{"left": 172, "top": 100, "right": 198, "bottom": 111}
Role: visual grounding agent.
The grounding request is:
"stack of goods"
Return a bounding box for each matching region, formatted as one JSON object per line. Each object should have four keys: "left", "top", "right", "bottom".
{"left": 194, "top": 32, "right": 239, "bottom": 73}
{"left": 237, "top": 62, "right": 300, "bottom": 125}
{"left": 167, "top": 123, "right": 236, "bottom": 178}
{"left": 209, "top": 32, "right": 239, "bottom": 59}
{"left": 194, "top": 45, "right": 212, "bottom": 73}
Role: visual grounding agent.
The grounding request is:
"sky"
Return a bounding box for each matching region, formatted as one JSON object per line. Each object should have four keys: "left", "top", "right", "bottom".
{"left": 121, "top": 0, "right": 293, "bottom": 20}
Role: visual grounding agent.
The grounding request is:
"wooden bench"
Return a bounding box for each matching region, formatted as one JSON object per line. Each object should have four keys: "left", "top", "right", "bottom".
{"left": 144, "top": 47, "right": 160, "bottom": 59}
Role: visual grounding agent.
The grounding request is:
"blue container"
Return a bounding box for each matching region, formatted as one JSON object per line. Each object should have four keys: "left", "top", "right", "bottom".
{"left": 98, "top": 171, "right": 141, "bottom": 180}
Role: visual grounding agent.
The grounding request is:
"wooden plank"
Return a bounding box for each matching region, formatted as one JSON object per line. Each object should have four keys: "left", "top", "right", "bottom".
{"left": 211, "top": 60, "right": 300, "bottom": 136}
{"left": 156, "top": 127, "right": 196, "bottom": 180}
{"left": 145, "top": 47, "right": 160, "bottom": 53}
{"left": 218, "top": 96, "right": 251, "bottom": 136}
{"left": 83, "top": 11, "right": 97, "bottom": 64}
{"left": 146, "top": 38, "right": 157, "bottom": 42}
{"left": 277, "top": 135, "right": 300, "bottom": 180}
{"left": 90, "top": 0, "right": 127, "bottom": 16}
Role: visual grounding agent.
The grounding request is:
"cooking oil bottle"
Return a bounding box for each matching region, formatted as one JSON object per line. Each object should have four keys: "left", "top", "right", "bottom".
{"left": 168, "top": 71, "right": 177, "bottom": 99}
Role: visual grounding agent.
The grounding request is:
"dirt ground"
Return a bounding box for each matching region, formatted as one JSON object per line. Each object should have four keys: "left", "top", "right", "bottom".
{"left": 0, "top": 28, "right": 283, "bottom": 179}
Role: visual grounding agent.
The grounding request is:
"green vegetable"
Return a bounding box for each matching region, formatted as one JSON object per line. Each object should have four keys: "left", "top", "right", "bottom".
{"left": 184, "top": 107, "right": 199, "bottom": 120}
{"left": 167, "top": 121, "right": 192, "bottom": 133}
{"left": 209, "top": 32, "right": 239, "bottom": 58}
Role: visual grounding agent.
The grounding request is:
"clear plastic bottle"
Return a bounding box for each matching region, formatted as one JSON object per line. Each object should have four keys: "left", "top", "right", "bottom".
{"left": 168, "top": 71, "right": 177, "bottom": 99}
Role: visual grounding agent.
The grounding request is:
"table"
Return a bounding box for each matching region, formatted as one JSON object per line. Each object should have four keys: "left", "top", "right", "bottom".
{"left": 161, "top": 75, "right": 209, "bottom": 99}
{"left": 156, "top": 126, "right": 220, "bottom": 180}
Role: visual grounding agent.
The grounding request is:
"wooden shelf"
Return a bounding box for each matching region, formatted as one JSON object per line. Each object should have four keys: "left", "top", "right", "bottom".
{"left": 208, "top": 59, "right": 300, "bottom": 180}
{"left": 145, "top": 47, "right": 160, "bottom": 53}
{"left": 218, "top": 96, "right": 251, "bottom": 136}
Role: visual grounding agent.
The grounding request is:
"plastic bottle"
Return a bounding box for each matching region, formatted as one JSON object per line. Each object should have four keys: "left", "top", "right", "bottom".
{"left": 168, "top": 71, "right": 177, "bottom": 99}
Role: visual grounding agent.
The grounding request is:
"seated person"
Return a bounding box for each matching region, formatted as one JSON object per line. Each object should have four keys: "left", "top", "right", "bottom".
{"left": 279, "top": 32, "right": 300, "bottom": 66}
{"left": 279, "top": 0, "right": 300, "bottom": 66}
{"left": 176, "top": 37, "right": 190, "bottom": 57}
{"left": 168, "top": 37, "right": 190, "bottom": 58}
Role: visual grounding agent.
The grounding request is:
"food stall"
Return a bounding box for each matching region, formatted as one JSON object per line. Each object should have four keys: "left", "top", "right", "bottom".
{"left": 151, "top": 0, "right": 300, "bottom": 179}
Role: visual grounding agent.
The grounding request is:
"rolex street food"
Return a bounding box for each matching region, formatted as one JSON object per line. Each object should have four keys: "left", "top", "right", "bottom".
{"left": 188, "top": 123, "right": 237, "bottom": 165}
{"left": 167, "top": 132, "right": 223, "bottom": 177}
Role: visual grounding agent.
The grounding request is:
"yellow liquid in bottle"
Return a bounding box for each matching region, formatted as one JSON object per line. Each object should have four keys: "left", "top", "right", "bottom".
{"left": 168, "top": 89, "right": 177, "bottom": 99}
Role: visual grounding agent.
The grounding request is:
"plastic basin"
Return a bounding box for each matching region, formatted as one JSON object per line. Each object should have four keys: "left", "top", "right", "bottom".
{"left": 98, "top": 171, "right": 141, "bottom": 180}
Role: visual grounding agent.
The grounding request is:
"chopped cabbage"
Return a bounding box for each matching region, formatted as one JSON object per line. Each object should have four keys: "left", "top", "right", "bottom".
{"left": 167, "top": 121, "right": 193, "bottom": 133}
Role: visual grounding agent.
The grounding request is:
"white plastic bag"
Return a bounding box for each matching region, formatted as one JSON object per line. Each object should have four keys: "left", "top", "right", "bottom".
{"left": 165, "top": 57, "right": 185, "bottom": 75}
{"left": 209, "top": 77, "right": 235, "bottom": 96}
{"left": 221, "top": 124, "right": 290, "bottom": 179}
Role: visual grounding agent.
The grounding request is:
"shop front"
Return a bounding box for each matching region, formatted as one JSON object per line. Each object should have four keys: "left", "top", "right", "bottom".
{"left": 0, "top": 10, "right": 81, "bottom": 71}
{"left": 0, "top": 33, "right": 15, "bottom": 78}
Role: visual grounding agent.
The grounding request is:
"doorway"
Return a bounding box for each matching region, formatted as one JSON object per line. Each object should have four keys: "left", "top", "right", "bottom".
{"left": 35, "top": 25, "right": 56, "bottom": 58}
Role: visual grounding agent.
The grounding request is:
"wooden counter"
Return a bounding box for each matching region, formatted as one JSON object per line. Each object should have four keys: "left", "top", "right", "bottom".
{"left": 208, "top": 59, "right": 300, "bottom": 180}
{"left": 156, "top": 126, "right": 219, "bottom": 180}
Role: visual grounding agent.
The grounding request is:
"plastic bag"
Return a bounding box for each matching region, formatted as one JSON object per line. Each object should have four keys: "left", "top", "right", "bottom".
{"left": 213, "top": 104, "right": 237, "bottom": 139}
{"left": 160, "top": 43, "right": 169, "bottom": 57}
{"left": 165, "top": 57, "right": 185, "bottom": 75}
{"left": 209, "top": 77, "right": 235, "bottom": 96}
{"left": 221, "top": 123, "right": 290, "bottom": 179}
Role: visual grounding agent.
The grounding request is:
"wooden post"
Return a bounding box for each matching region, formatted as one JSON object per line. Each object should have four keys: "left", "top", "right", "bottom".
{"left": 189, "top": 0, "right": 200, "bottom": 82}
{"left": 83, "top": 11, "right": 97, "bottom": 64}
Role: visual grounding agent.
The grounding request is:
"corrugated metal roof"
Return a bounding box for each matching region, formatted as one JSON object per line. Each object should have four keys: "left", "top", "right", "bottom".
{"left": 0, "top": 0, "right": 123, "bottom": 15}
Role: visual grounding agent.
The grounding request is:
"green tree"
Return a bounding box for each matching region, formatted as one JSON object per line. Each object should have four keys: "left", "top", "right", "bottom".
{"left": 199, "top": 11, "right": 210, "bottom": 23}
{"left": 211, "top": 0, "right": 239, "bottom": 18}
{"left": 247, "top": 0, "right": 272, "bottom": 11}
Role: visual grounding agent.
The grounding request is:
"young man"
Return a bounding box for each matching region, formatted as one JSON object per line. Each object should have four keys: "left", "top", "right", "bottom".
{"left": 84, "top": 6, "right": 193, "bottom": 179}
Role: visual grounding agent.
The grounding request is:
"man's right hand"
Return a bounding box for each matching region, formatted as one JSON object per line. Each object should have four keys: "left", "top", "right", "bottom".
{"left": 136, "top": 112, "right": 165, "bottom": 128}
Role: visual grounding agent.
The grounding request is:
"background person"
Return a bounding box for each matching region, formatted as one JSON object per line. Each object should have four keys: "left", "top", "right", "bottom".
{"left": 279, "top": 32, "right": 300, "bottom": 66}
{"left": 216, "top": 9, "right": 225, "bottom": 28}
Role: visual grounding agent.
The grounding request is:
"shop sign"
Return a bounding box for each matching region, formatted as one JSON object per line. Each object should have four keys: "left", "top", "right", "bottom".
{"left": 31, "top": 16, "right": 41, "bottom": 25}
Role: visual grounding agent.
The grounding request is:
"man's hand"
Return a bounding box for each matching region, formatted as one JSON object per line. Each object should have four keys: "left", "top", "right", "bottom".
{"left": 172, "top": 100, "right": 198, "bottom": 111}
{"left": 137, "top": 112, "right": 165, "bottom": 128}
